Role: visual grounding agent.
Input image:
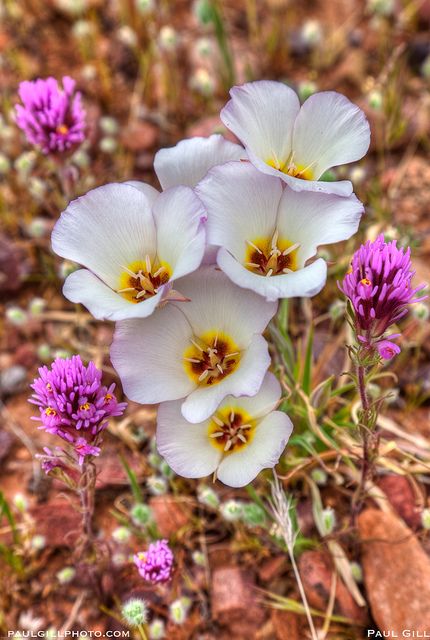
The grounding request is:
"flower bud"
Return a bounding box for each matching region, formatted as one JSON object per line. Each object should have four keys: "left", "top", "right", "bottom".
{"left": 56, "top": 566, "right": 76, "bottom": 584}
{"left": 321, "top": 506, "right": 336, "bottom": 535}
{"left": 58, "top": 260, "right": 79, "bottom": 279}
{"left": 26, "top": 217, "right": 50, "bottom": 239}
{"left": 148, "top": 619, "right": 165, "bottom": 640}
{"left": 329, "top": 299, "right": 346, "bottom": 322}
{"left": 197, "top": 485, "right": 220, "bottom": 509}
{"left": 13, "top": 493, "right": 28, "bottom": 512}
{"left": 158, "top": 26, "right": 178, "bottom": 52}
{"left": 28, "top": 297, "right": 46, "bottom": 317}
{"left": 112, "top": 526, "right": 131, "bottom": 544}
{"left": 190, "top": 68, "right": 215, "bottom": 97}
{"left": 311, "top": 468, "right": 327, "bottom": 486}
{"left": 0, "top": 152, "right": 10, "bottom": 174}
{"left": 117, "top": 26, "right": 138, "bottom": 48}
{"left": 192, "top": 550, "right": 206, "bottom": 566}
{"left": 131, "top": 503, "right": 152, "bottom": 526}
{"left": 169, "top": 597, "right": 191, "bottom": 625}
{"left": 350, "top": 561, "right": 363, "bottom": 583}
{"left": 136, "top": 0, "right": 154, "bottom": 14}
{"left": 421, "top": 508, "right": 430, "bottom": 530}
{"left": 14, "top": 151, "right": 36, "bottom": 176}
{"left": 195, "top": 37, "right": 212, "bottom": 58}
{"left": 301, "top": 20, "right": 322, "bottom": 47}
{"left": 412, "top": 302, "right": 429, "bottom": 322}
{"left": 297, "top": 80, "right": 317, "bottom": 102}
{"left": 31, "top": 535, "right": 46, "bottom": 551}
{"left": 6, "top": 306, "right": 28, "bottom": 327}
{"left": 219, "top": 499, "right": 243, "bottom": 522}
{"left": 37, "top": 343, "right": 52, "bottom": 362}
{"left": 367, "top": 89, "right": 383, "bottom": 110}
{"left": 99, "top": 137, "right": 117, "bottom": 154}
{"left": 100, "top": 116, "right": 119, "bottom": 136}
{"left": 28, "top": 177, "right": 46, "bottom": 200}
{"left": 147, "top": 475, "right": 168, "bottom": 495}
{"left": 122, "top": 598, "right": 149, "bottom": 627}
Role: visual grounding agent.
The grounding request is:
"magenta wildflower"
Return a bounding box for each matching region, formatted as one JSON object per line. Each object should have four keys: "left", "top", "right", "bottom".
{"left": 376, "top": 340, "right": 401, "bottom": 360}
{"left": 133, "top": 539, "right": 174, "bottom": 584}
{"left": 15, "top": 76, "right": 86, "bottom": 155}
{"left": 340, "top": 234, "right": 427, "bottom": 355}
{"left": 30, "top": 355, "right": 127, "bottom": 464}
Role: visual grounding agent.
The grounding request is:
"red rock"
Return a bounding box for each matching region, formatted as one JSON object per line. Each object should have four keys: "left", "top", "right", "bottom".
{"left": 30, "top": 499, "right": 81, "bottom": 547}
{"left": 149, "top": 495, "right": 191, "bottom": 538}
{"left": 186, "top": 116, "right": 239, "bottom": 143}
{"left": 95, "top": 451, "right": 142, "bottom": 489}
{"left": 14, "top": 344, "right": 37, "bottom": 368}
{"left": 271, "top": 609, "right": 300, "bottom": 640}
{"left": 121, "top": 121, "right": 159, "bottom": 152}
{"left": 0, "top": 430, "right": 13, "bottom": 462}
{"left": 377, "top": 474, "right": 422, "bottom": 529}
{"left": 359, "top": 509, "right": 430, "bottom": 633}
{"left": 258, "top": 555, "right": 287, "bottom": 583}
{"left": 298, "top": 550, "right": 367, "bottom": 624}
{"left": 211, "top": 566, "right": 265, "bottom": 628}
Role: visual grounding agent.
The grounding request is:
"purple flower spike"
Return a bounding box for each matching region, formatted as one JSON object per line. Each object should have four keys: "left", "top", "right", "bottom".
{"left": 340, "top": 234, "right": 427, "bottom": 355}
{"left": 133, "top": 539, "right": 174, "bottom": 584}
{"left": 30, "top": 355, "right": 127, "bottom": 464}
{"left": 15, "top": 76, "right": 86, "bottom": 155}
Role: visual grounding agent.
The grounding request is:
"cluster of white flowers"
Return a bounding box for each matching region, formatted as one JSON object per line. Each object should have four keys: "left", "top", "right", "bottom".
{"left": 52, "top": 80, "right": 370, "bottom": 487}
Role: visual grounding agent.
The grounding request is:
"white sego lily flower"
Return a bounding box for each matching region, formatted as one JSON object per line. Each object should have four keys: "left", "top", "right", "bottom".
{"left": 51, "top": 182, "right": 206, "bottom": 321}
{"left": 197, "top": 162, "right": 364, "bottom": 302}
{"left": 156, "top": 372, "right": 293, "bottom": 487}
{"left": 110, "top": 266, "right": 277, "bottom": 423}
{"left": 153, "top": 133, "right": 247, "bottom": 189}
{"left": 220, "top": 80, "right": 370, "bottom": 196}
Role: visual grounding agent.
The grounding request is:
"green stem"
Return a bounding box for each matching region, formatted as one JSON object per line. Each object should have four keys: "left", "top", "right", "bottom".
{"left": 137, "top": 624, "right": 148, "bottom": 640}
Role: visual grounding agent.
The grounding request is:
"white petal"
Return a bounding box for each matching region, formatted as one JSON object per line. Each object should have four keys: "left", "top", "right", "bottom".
{"left": 124, "top": 180, "right": 160, "bottom": 205}
{"left": 216, "top": 371, "right": 281, "bottom": 419}
{"left": 63, "top": 269, "right": 166, "bottom": 321}
{"left": 181, "top": 334, "right": 271, "bottom": 423}
{"left": 292, "top": 91, "right": 371, "bottom": 180}
{"left": 153, "top": 186, "right": 206, "bottom": 280}
{"left": 174, "top": 266, "right": 278, "bottom": 347}
{"left": 196, "top": 161, "right": 282, "bottom": 261}
{"left": 276, "top": 188, "right": 364, "bottom": 264}
{"left": 52, "top": 183, "right": 156, "bottom": 288}
{"left": 217, "top": 248, "right": 327, "bottom": 300}
{"left": 154, "top": 134, "right": 246, "bottom": 189}
{"left": 251, "top": 159, "right": 354, "bottom": 196}
{"left": 216, "top": 411, "right": 293, "bottom": 487}
{"left": 110, "top": 306, "right": 195, "bottom": 405}
{"left": 156, "top": 401, "right": 220, "bottom": 478}
{"left": 220, "top": 81, "right": 299, "bottom": 170}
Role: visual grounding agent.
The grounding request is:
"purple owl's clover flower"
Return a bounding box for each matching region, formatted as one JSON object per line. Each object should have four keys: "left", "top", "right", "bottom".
{"left": 15, "top": 76, "right": 86, "bottom": 155}
{"left": 133, "top": 539, "right": 174, "bottom": 584}
{"left": 30, "top": 355, "right": 127, "bottom": 467}
{"left": 339, "top": 234, "right": 427, "bottom": 359}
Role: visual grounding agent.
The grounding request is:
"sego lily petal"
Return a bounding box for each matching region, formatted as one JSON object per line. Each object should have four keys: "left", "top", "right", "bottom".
{"left": 197, "top": 162, "right": 363, "bottom": 302}
{"left": 156, "top": 373, "right": 293, "bottom": 487}
{"left": 110, "top": 266, "right": 277, "bottom": 423}
{"left": 52, "top": 182, "right": 206, "bottom": 321}
{"left": 220, "top": 80, "right": 370, "bottom": 196}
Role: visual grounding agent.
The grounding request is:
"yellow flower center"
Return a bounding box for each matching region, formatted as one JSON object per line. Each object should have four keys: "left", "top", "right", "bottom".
{"left": 56, "top": 124, "right": 69, "bottom": 135}
{"left": 360, "top": 278, "right": 371, "bottom": 286}
{"left": 183, "top": 331, "right": 240, "bottom": 386}
{"left": 45, "top": 407, "right": 57, "bottom": 416}
{"left": 117, "top": 256, "right": 171, "bottom": 303}
{"left": 208, "top": 406, "right": 255, "bottom": 453}
{"left": 79, "top": 403, "right": 91, "bottom": 411}
{"left": 267, "top": 153, "right": 314, "bottom": 181}
{"left": 245, "top": 231, "right": 300, "bottom": 277}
